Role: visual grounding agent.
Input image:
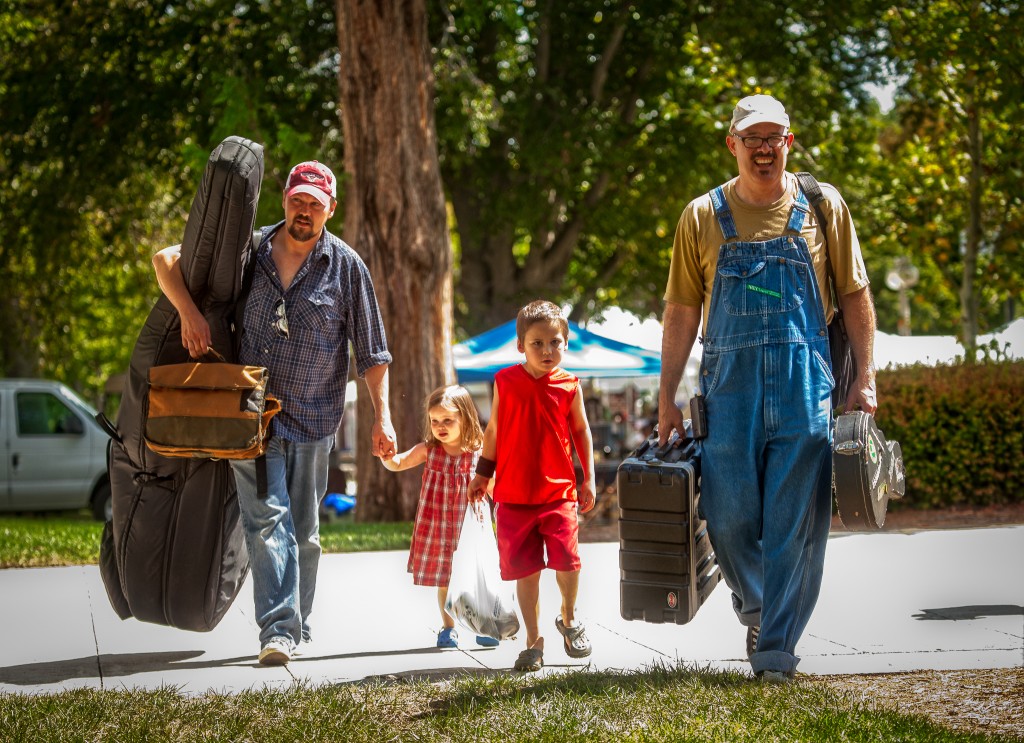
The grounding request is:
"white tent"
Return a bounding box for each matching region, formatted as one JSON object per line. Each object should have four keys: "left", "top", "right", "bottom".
{"left": 453, "top": 319, "right": 661, "bottom": 382}
{"left": 875, "top": 317, "right": 1024, "bottom": 369}
{"left": 585, "top": 307, "right": 701, "bottom": 401}
{"left": 591, "top": 307, "right": 1023, "bottom": 371}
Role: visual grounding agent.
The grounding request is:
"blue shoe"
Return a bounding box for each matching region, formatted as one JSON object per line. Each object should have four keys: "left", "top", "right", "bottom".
{"left": 437, "top": 627, "right": 458, "bottom": 648}
{"left": 475, "top": 635, "right": 500, "bottom": 647}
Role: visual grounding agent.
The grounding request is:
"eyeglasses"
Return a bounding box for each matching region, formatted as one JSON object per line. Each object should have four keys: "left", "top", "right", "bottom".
{"left": 273, "top": 298, "right": 289, "bottom": 338}
{"left": 731, "top": 133, "right": 790, "bottom": 149}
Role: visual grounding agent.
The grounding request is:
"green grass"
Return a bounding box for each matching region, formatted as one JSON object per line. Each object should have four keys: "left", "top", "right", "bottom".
{"left": 0, "top": 664, "right": 1004, "bottom": 743}
{"left": 320, "top": 518, "right": 411, "bottom": 553}
{"left": 0, "top": 518, "right": 1011, "bottom": 742}
{"left": 0, "top": 514, "right": 103, "bottom": 568}
{"left": 0, "top": 514, "right": 411, "bottom": 569}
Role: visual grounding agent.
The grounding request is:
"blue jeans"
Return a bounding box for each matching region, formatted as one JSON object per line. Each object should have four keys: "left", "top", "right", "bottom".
{"left": 699, "top": 186, "right": 834, "bottom": 675}
{"left": 699, "top": 343, "right": 833, "bottom": 674}
{"left": 231, "top": 434, "right": 332, "bottom": 649}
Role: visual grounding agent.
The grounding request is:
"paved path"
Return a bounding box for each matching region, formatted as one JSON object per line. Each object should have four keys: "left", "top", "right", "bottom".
{"left": 1, "top": 526, "right": 1021, "bottom": 695}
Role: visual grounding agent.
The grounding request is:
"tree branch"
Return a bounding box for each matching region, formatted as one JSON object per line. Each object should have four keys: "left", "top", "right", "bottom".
{"left": 590, "top": 17, "right": 627, "bottom": 104}
{"left": 535, "top": 0, "right": 552, "bottom": 86}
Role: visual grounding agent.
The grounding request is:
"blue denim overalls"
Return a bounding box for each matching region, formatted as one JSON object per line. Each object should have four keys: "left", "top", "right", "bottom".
{"left": 698, "top": 184, "right": 834, "bottom": 675}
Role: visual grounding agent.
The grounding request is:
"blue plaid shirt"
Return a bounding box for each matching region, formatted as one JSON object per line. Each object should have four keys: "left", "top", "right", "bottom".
{"left": 239, "top": 222, "right": 392, "bottom": 442}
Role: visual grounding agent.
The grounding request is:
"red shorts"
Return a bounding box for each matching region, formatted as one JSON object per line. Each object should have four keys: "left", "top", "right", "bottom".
{"left": 495, "top": 500, "right": 581, "bottom": 580}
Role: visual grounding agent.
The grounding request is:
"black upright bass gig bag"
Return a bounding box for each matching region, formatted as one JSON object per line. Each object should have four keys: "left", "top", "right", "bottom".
{"left": 99, "top": 136, "right": 264, "bottom": 632}
{"left": 833, "top": 411, "right": 906, "bottom": 530}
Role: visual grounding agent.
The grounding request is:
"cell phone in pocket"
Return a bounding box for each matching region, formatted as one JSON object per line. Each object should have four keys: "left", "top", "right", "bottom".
{"left": 689, "top": 394, "right": 707, "bottom": 440}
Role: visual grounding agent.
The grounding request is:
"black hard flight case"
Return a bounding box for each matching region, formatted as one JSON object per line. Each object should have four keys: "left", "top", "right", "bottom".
{"left": 616, "top": 427, "right": 723, "bottom": 624}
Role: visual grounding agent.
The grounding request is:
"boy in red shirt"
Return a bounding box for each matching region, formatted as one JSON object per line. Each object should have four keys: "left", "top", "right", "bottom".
{"left": 470, "top": 300, "right": 597, "bottom": 672}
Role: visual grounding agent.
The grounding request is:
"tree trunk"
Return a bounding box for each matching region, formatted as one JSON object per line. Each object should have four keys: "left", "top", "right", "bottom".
{"left": 337, "top": 0, "right": 455, "bottom": 521}
{"left": 0, "top": 291, "right": 41, "bottom": 377}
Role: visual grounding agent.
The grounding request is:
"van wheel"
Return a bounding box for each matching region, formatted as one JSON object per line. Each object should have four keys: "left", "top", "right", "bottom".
{"left": 92, "top": 482, "right": 112, "bottom": 522}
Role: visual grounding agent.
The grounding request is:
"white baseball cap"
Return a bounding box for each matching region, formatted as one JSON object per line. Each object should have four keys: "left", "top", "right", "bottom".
{"left": 730, "top": 94, "right": 790, "bottom": 131}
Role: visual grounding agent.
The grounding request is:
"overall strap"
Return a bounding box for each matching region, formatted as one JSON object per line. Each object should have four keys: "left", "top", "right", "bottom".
{"left": 785, "top": 188, "right": 811, "bottom": 234}
{"left": 709, "top": 186, "right": 739, "bottom": 241}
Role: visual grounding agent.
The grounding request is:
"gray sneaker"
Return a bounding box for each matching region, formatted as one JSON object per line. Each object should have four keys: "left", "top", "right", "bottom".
{"left": 759, "top": 670, "right": 794, "bottom": 684}
{"left": 258, "top": 637, "right": 291, "bottom": 666}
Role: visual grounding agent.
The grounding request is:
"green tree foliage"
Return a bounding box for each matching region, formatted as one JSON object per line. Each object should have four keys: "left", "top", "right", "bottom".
{"left": 871, "top": 1, "right": 1023, "bottom": 343}
{"left": 0, "top": 0, "right": 339, "bottom": 400}
{"left": 2, "top": 0, "right": 1019, "bottom": 399}
{"left": 430, "top": 0, "right": 892, "bottom": 333}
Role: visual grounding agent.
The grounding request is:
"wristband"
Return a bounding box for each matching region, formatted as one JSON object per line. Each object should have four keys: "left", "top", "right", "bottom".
{"left": 475, "top": 456, "right": 496, "bottom": 478}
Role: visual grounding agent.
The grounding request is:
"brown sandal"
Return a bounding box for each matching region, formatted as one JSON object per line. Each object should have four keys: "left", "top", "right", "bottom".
{"left": 555, "top": 616, "right": 592, "bottom": 658}
{"left": 513, "top": 647, "right": 544, "bottom": 672}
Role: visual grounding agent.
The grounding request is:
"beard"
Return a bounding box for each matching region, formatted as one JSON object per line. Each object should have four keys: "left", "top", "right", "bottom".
{"left": 287, "top": 217, "right": 317, "bottom": 242}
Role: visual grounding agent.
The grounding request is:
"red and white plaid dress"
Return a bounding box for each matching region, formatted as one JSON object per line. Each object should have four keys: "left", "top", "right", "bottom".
{"left": 407, "top": 446, "right": 478, "bottom": 586}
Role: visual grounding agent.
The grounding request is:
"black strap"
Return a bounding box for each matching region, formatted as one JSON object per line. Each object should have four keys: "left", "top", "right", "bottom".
{"left": 795, "top": 172, "right": 847, "bottom": 340}
{"left": 240, "top": 228, "right": 271, "bottom": 499}
{"left": 240, "top": 230, "right": 262, "bottom": 300}
{"left": 94, "top": 412, "right": 122, "bottom": 444}
{"left": 201, "top": 347, "right": 227, "bottom": 363}
{"left": 255, "top": 453, "right": 268, "bottom": 499}
{"left": 232, "top": 230, "right": 263, "bottom": 360}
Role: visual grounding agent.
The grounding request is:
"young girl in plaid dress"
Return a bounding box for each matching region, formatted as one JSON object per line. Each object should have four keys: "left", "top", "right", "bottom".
{"left": 381, "top": 385, "right": 498, "bottom": 648}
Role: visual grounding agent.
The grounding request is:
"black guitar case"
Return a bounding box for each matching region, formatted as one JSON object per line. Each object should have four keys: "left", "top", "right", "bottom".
{"left": 833, "top": 411, "right": 906, "bottom": 530}
{"left": 99, "top": 136, "right": 264, "bottom": 631}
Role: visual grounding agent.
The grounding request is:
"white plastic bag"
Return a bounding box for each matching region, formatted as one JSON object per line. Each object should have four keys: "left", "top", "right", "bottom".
{"left": 444, "top": 502, "right": 520, "bottom": 640}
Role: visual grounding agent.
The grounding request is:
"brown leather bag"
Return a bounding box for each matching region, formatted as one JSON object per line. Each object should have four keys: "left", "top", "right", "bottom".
{"left": 145, "top": 349, "right": 281, "bottom": 459}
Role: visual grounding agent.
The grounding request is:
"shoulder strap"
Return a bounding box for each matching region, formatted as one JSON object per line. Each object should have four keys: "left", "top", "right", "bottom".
{"left": 794, "top": 172, "right": 842, "bottom": 324}
{"left": 232, "top": 230, "right": 263, "bottom": 360}
{"left": 240, "top": 230, "right": 262, "bottom": 298}
{"left": 795, "top": 172, "right": 828, "bottom": 236}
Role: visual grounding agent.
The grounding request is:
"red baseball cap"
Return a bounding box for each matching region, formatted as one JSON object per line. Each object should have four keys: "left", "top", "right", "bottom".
{"left": 285, "top": 161, "right": 337, "bottom": 207}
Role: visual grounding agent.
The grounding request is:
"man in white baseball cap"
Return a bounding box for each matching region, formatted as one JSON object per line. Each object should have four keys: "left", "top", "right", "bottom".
{"left": 659, "top": 92, "right": 876, "bottom": 683}
{"left": 729, "top": 93, "right": 791, "bottom": 131}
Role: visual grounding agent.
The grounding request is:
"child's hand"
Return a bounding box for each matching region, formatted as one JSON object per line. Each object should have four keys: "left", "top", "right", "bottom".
{"left": 577, "top": 483, "right": 597, "bottom": 514}
{"left": 468, "top": 474, "right": 490, "bottom": 502}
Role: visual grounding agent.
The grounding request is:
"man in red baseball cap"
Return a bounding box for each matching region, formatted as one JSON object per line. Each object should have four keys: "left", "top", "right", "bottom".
{"left": 154, "top": 156, "right": 395, "bottom": 666}
{"left": 281, "top": 161, "right": 337, "bottom": 242}
{"left": 285, "top": 161, "right": 336, "bottom": 208}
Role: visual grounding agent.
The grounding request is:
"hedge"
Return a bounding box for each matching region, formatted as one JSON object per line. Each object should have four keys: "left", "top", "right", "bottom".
{"left": 874, "top": 358, "right": 1023, "bottom": 510}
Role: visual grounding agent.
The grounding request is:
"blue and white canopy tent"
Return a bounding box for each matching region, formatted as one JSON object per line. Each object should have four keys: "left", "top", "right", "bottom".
{"left": 453, "top": 320, "right": 662, "bottom": 382}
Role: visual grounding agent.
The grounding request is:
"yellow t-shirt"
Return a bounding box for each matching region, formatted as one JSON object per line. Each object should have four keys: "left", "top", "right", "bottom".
{"left": 664, "top": 172, "right": 869, "bottom": 329}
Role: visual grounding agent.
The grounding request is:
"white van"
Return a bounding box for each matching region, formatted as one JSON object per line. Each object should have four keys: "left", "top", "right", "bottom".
{"left": 0, "top": 379, "right": 112, "bottom": 520}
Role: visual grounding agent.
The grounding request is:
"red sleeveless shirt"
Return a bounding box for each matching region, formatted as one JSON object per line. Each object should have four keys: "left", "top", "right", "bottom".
{"left": 493, "top": 364, "right": 580, "bottom": 505}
